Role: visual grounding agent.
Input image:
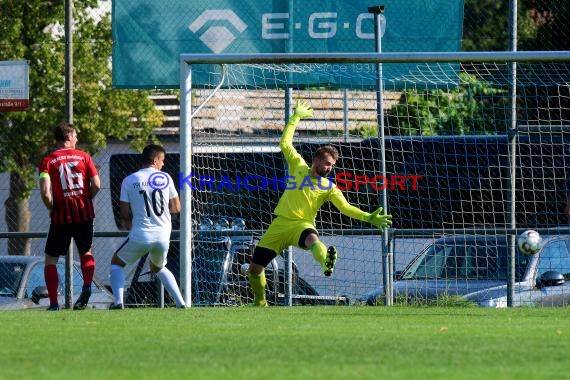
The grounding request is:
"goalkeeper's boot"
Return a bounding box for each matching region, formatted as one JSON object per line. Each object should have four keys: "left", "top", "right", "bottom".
{"left": 324, "top": 246, "right": 337, "bottom": 277}
{"left": 109, "top": 303, "right": 124, "bottom": 310}
{"left": 73, "top": 286, "right": 91, "bottom": 310}
{"left": 47, "top": 304, "right": 60, "bottom": 311}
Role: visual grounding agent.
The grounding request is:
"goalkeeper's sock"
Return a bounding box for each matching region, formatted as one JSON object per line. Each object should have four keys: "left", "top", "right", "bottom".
{"left": 310, "top": 241, "right": 328, "bottom": 270}
{"left": 156, "top": 267, "right": 186, "bottom": 308}
{"left": 110, "top": 264, "right": 125, "bottom": 306}
{"left": 247, "top": 271, "right": 267, "bottom": 307}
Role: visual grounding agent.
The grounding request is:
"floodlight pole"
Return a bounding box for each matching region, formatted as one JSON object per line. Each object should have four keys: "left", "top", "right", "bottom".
{"left": 368, "top": 5, "right": 393, "bottom": 306}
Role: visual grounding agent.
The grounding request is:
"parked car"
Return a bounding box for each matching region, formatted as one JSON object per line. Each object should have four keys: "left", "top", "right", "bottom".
{"left": 0, "top": 255, "right": 113, "bottom": 310}
{"left": 361, "top": 234, "right": 570, "bottom": 307}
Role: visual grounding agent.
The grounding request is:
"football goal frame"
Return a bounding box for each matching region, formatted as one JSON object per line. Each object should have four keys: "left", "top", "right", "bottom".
{"left": 178, "top": 50, "right": 570, "bottom": 308}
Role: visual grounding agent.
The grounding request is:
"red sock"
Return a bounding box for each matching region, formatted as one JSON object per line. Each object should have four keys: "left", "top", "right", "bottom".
{"left": 44, "top": 264, "right": 59, "bottom": 305}
{"left": 80, "top": 253, "right": 95, "bottom": 287}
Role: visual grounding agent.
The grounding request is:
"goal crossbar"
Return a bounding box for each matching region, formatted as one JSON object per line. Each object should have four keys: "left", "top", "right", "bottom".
{"left": 181, "top": 51, "right": 570, "bottom": 65}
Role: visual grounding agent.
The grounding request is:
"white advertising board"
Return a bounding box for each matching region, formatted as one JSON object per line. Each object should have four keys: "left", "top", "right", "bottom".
{"left": 0, "top": 60, "right": 30, "bottom": 112}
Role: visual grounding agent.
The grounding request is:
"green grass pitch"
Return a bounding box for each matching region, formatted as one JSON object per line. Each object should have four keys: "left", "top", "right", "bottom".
{"left": 1, "top": 306, "right": 568, "bottom": 380}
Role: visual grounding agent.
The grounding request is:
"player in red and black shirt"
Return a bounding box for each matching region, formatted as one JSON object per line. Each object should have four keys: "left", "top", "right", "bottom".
{"left": 38, "top": 122, "right": 101, "bottom": 311}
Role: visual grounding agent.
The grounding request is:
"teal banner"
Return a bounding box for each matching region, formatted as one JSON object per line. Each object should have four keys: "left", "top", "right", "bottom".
{"left": 112, "top": 0, "right": 463, "bottom": 89}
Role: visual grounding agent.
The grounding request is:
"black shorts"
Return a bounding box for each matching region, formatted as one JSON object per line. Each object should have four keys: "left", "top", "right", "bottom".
{"left": 251, "top": 246, "right": 277, "bottom": 268}
{"left": 298, "top": 228, "right": 318, "bottom": 249}
{"left": 45, "top": 221, "right": 94, "bottom": 257}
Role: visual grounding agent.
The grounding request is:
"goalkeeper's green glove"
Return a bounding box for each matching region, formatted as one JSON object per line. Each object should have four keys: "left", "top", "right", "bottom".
{"left": 367, "top": 207, "right": 392, "bottom": 231}
{"left": 293, "top": 99, "right": 313, "bottom": 119}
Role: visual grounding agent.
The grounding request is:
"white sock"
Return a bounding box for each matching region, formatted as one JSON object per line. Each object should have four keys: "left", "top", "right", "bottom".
{"left": 110, "top": 264, "right": 125, "bottom": 305}
{"left": 156, "top": 267, "right": 186, "bottom": 308}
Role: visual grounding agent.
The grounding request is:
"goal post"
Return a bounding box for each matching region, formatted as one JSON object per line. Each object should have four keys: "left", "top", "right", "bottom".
{"left": 179, "top": 51, "right": 570, "bottom": 307}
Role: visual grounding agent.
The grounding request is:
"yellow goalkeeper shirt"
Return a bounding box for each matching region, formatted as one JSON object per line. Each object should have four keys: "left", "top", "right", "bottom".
{"left": 273, "top": 115, "right": 370, "bottom": 225}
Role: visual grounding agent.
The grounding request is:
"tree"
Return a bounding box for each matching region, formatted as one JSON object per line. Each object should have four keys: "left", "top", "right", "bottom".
{"left": 385, "top": 72, "right": 508, "bottom": 136}
{"left": 0, "top": 0, "right": 164, "bottom": 255}
{"left": 462, "top": 0, "right": 570, "bottom": 52}
{"left": 519, "top": 0, "right": 570, "bottom": 51}
{"left": 462, "top": 0, "right": 511, "bottom": 51}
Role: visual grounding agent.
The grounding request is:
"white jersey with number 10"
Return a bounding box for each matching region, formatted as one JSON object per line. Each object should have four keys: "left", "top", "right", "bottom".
{"left": 120, "top": 167, "right": 178, "bottom": 242}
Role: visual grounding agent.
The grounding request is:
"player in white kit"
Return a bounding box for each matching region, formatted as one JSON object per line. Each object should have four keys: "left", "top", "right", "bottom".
{"left": 109, "top": 144, "right": 186, "bottom": 309}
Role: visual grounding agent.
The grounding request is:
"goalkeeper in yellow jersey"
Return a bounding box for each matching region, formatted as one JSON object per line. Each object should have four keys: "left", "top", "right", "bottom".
{"left": 247, "top": 99, "right": 393, "bottom": 307}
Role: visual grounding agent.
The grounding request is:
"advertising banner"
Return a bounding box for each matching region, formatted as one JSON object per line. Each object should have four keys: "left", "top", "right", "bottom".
{"left": 0, "top": 60, "right": 30, "bottom": 112}
{"left": 112, "top": 1, "right": 463, "bottom": 89}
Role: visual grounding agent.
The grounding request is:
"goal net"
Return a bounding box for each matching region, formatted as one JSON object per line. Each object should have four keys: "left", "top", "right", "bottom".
{"left": 178, "top": 54, "right": 570, "bottom": 307}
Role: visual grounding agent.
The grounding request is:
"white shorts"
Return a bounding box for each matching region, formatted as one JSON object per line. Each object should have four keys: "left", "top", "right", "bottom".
{"left": 115, "top": 238, "right": 170, "bottom": 268}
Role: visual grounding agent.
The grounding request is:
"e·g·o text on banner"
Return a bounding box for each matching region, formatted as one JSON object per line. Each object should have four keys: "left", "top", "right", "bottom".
{"left": 112, "top": 0, "right": 463, "bottom": 89}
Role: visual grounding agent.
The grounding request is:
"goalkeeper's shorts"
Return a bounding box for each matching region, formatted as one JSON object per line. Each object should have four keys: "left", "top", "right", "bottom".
{"left": 257, "top": 216, "right": 317, "bottom": 255}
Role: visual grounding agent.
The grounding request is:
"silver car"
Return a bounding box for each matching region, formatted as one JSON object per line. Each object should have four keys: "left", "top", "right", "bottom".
{"left": 0, "top": 255, "right": 113, "bottom": 310}
{"left": 362, "top": 234, "right": 570, "bottom": 307}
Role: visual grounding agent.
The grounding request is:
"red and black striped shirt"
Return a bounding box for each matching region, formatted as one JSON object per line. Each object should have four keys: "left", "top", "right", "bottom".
{"left": 38, "top": 148, "right": 98, "bottom": 225}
